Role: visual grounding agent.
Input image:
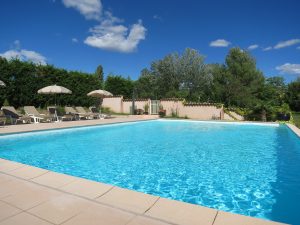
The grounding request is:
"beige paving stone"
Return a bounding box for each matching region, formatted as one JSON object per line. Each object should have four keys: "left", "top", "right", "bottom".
{"left": 28, "top": 194, "right": 90, "bottom": 224}
{"left": 127, "top": 216, "right": 171, "bottom": 225}
{"left": 145, "top": 198, "right": 217, "bottom": 225}
{"left": 213, "top": 211, "right": 287, "bottom": 225}
{"left": 0, "top": 174, "right": 14, "bottom": 184}
{"left": 0, "top": 116, "right": 157, "bottom": 135}
{"left": 0, "top": 179, "right": 27, "bottom": 199}
{"left": 61, "top": 203, "right": 134, "bottom": 225}
{"left": 7, "top": 165, "right": 48, "bottom": 180}
{"left": 0, "top": 212, "right": 52, "bottom": 225}
{"left": 2, "top": 185, "right": 61, "bottom": 210}
{"left": 0, "top": 161, "right": 25, "bottom": 172}
{"left": 31, "top": 171, "right": 75, "bottom": 188}
{"left": 0, "top": 201, "right": 21, "bottom": 222}
{"left": 0, "top": 158, "right": 9, "bottom": 164}
{"left": 97, "top": 187, "right": 159, "bottom": 214}
{"left": 60, "top": 178, "right": 113, "bottom": 199}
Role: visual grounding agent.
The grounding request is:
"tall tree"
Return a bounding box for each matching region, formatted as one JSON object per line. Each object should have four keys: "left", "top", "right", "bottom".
{"left": 178, "top": 48, "right": 212, "bottom": 101}
{"left": 262, "top": 76, "right": 286, "bottom": 106}
{"left": 214, "top": 48, "right": 265, "bottom": 107}
{"left": 142, "top": 48, "right": 212, "bottom": 101}
{"left": 104, "top": 75, "right": 134, "bottom": 98}
{"left": 135, "top": 69, "right": 158, "bottom": 99}
{"left": 287, "top": 78, "right": 300, "bottom": 111}
{"left": 95, "top": 65, "right": 104, "bottom": 87}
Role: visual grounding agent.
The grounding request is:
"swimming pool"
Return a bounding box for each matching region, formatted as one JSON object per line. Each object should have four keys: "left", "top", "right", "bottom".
{"left": 0, "top": 120, "right": 299, "bottom": 224}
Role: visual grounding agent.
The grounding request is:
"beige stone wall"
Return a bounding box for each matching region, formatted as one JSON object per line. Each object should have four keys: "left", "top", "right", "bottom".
{"left": 102, "top": 96, "right": 123, "bottom": 113}
{"left": 101, "top": 97, "right": 224, "bottom": 120}
{"left": 123, "top": 100, "right": 149, "bottom": 114}
{"left": 161, "top": 100, "right": 222, "bottom": 120}
{"left": 160, "top": 100, "right": 183, "bottom": 116}
{"left": 181, "top": 105, "right": 222, "bottom": 120}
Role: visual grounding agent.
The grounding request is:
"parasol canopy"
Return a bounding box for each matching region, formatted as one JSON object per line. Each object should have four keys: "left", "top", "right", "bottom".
{"left": 87, "top": 90, "right": 112, "bottom": 98}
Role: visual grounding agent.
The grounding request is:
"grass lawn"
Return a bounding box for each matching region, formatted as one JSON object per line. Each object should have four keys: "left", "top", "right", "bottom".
{"left": 292, "top": 112, "right": 300, "bottom": 128}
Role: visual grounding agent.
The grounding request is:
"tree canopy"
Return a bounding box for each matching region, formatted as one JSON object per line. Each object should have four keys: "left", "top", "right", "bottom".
{"left": 287, "top": 78, "right": 300, "bottom": 111}
{"left": 0, "top": 47, "right": 299, "bottom": 121}
{"left": 104, "top": 75, "right": 134, "bottom": 98}
{"left": 0, "top": 57, "right": 101, "bottom": 108}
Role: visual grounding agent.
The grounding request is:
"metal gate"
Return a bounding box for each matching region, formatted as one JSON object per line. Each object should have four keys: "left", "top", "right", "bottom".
{"left": 150, "top": 100, "right": 160, "bottom": 114}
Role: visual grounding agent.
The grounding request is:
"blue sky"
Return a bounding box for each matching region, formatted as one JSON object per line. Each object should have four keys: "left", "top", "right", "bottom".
{"left": 0, "top": 0, "right": 299, "bottom": 82}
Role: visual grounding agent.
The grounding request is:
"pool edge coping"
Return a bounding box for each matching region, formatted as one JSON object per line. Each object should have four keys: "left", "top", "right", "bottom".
{"left": 0, "top": 117, "right": 158, "bottom": 136}
{"left": 286, "top": 123, "right": 300, "bottom": 138}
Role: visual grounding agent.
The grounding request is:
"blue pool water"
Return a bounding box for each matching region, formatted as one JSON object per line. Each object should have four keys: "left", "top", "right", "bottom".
{"left": 0, "top": 120, "right": 299, "bottom": 224}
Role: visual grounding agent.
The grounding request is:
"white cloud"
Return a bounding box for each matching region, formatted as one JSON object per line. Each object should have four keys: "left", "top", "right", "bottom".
{"left": 72, "top": 37, "right": 78, "bottom": 43}
{"left": 0, "top": 42, "right": 47, "bottom": 65}
{"left": 62, "top": 1, "right": 146, "bottom": 53}
{"left": 297, "top": 46, "right": 300, "bottom": 50}
{"left": 276, "top": 63, "right": 300, "bottom": 75}
{"left": 274, "top": 39, "right": 300, "bottom": 49}
{"left": 84, "top": 16, "right": 146, "bottom": 53}
{"left": 209, "top": 39, "right": 231, "bottom": 47}
{"left": 62, "top": 0, "right": 102, "bottom": 20}
{"left": 263, "top": 46, "right": 272, "bottom": 51}
{"left": 153, "top": 15, "right": 162, "bottom": 21}
{"left": 248, "top": 44, "right": 259, "bottom": 50}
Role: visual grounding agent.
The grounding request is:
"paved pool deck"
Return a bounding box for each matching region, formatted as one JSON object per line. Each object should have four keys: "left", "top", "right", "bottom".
{"left": 0, "top": 117, "right": 293, "bottom": 225}
{"left": 0, "top": 115, "right": 158, "bottom": 135}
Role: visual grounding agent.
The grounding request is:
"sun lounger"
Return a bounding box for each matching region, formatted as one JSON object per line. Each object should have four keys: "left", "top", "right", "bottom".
{"left": 1, "top": 106, "right": 31, "bottom": 124}
{"left": 89, "top": 106, "right": 112, "bottom": 119}
{"left": 24, "top": 106, "right": 53, "bottom": 123}
{"left": 0, "top": 111, "right": 6, "bottom": 126}
{"left": 75, "top": 106, "right": 97, "bottom": 119}
{"left": 65, "top": 106, "right": 86, "bottom": 120}
{"left": 48, "top": 106, "right": 74, "bottom": 122}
